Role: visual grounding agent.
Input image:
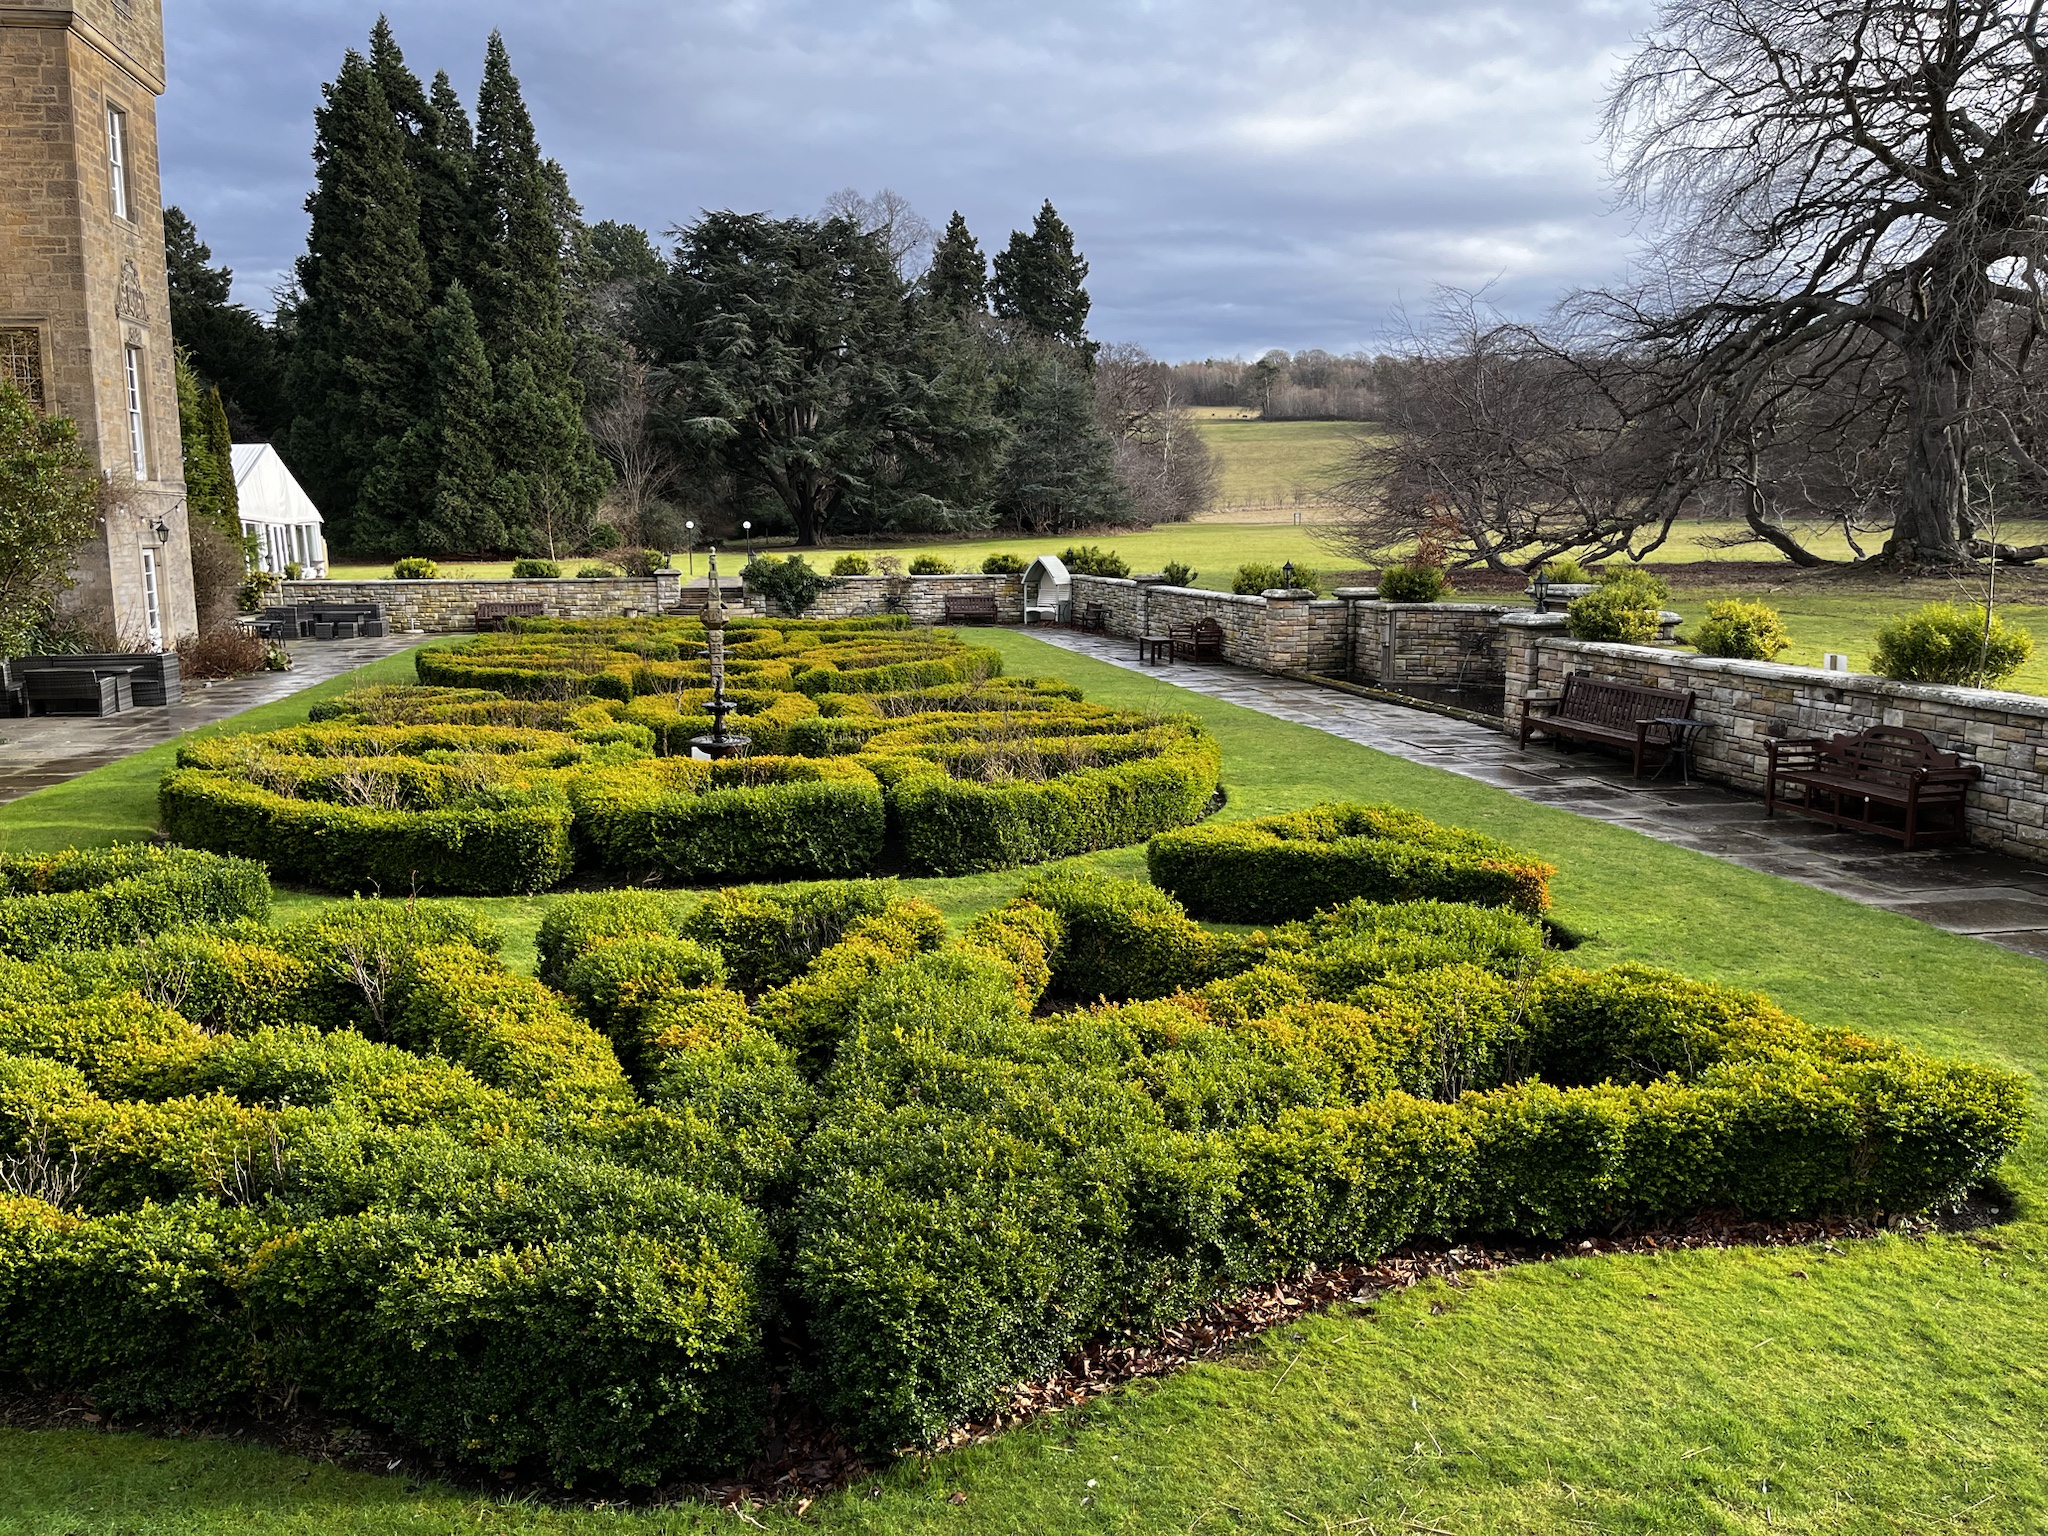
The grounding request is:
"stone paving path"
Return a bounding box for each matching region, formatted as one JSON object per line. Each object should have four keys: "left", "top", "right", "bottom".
{"left": 0, "top": 633, "right": 424, "bottom": 807}
{"left": 1027, "top": 627, "right": 2048, "bottom": 961}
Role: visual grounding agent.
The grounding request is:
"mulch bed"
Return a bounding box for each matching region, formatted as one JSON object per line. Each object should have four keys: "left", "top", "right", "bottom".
{"left": 0, "top": 1194, "right": 2004, "bottom": 1515}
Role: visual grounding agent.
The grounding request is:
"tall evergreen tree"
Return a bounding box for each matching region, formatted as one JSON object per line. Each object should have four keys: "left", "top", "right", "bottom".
{"left": 926, "top": 212, "right": 988, "bottom": 316}
{"left": 280, "top": 47, "right": 432, "bottom": 551}
{"left": 369, "top": 19, "right": 482, "bottom": 303}
{"left": 367, "top": 282, "right": 502, "bottom": 553}
{"left": 991, "top": 201, "right": 1093, "bottom": 355}
{"left": 470, "top": 32, "right": 605, "bottom": 546}
{"left": 175, "top": 352, "right": 236, "bottom": 525}
{"left": 996, "top": 359, "right": 1129, "bottom": 532}
{"left": 163, "top": 207, "right": 285, "bottom": 436}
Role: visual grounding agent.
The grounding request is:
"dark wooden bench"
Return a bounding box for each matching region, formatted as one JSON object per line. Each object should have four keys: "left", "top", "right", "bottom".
{"left": 1767, "top": 725, "right": 1981, "bottom": 850}
{"left": 943, "top": 593, "right": 1000, "bottom": 624}
{"left": 1170, "top": 618, "right": 1224, "bottom": 662}
{"left": 1518, "top": 674, "right": 1697, "bottom": 779}
{"left": 24, "top": 668, "right": 129, "bottom": 716}
{"left": 13, "top": 652, "right": 181, "bottom": 705}
{"left": 475, "top": 601, "right": 545, "bottom": 633}
{"left": 1080, "top": 602, "right": 1108, "bottom": 632}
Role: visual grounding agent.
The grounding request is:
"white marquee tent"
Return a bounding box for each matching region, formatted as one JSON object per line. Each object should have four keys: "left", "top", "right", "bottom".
{"left": 233, "top": 444, "right": 326, "bottom": 577}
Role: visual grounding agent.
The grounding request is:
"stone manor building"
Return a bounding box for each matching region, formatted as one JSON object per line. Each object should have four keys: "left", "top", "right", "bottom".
{"left": 1, "top": 0, "right": 196, "bottom": 648}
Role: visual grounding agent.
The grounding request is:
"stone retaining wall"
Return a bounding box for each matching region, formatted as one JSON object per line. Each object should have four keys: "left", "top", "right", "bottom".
{"left": 281, "top": 574, "right": 681, "bottom": 633}
{"left": 1346, "top": 601, "right": 1516, "bottom": 687}
{"left": 1500, "top": 613, "right": 2048, "bottom": 861}
{"left": 747, "top": 573, "right": 1024, "bottom": 623}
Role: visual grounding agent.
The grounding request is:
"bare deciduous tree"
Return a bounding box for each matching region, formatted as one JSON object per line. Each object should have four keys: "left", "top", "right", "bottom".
{"left": 588, "top": 349, "right": 682, "bottom": 548}
{"left": 1092, "top": 342, "right": 1219, "bottom": 525}
{"left": 820, "top": 187, "right": 936, "bottom": 280}
{"left": 1604, "top": 0, "right": 2048, "bottom": 567}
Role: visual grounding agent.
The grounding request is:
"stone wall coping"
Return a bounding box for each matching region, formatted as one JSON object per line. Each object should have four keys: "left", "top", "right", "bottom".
{"left": 284, "top": 577, "right": 668, "bottom": 589}
{"left": 1532, "top": 634, "right": 2048, "bottom": 720}
{"left": 1070, "top": 574, "right": 1274, "bottom": 609}
{"left": 812, "top": 573, "right": 1019, "bottom": 584}
{"left": 1352, "top": 600, "right": 1519, "bottom": 614}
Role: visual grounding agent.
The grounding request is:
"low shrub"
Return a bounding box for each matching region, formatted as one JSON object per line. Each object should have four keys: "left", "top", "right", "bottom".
{"left": 511, "top": 558, "right": 562, "bottom": 579}
{"left": 1540, "top": 557, "right": 1589, "bottom": 584}
{"left": 1160, "top": 560, "right": 1197, "bottom": 587}
{"left": 176, "top": 626, "right": 267, "bottom": 680}
{"left": 1691, "top": 599, "right": 1792, "bottom": 661}
{"left": 1377, "top": 562, "right": 1451, "bottom": 603}
{"left": 981, "top": 552, "right": 1026, "bottom": 575}
{"left": 391, "top": 557, "right": 439, "bottom": 579}
{"left": 1148, "top": 802, "right": 1554, "bottom": 921}
{"left": 576, "top": 563, "right": 620, "bottom": 579}
{"left": 0, "top": 846, "right": 270, "bottom": 958}
{"left": 907, "top": 555, "right": 955, "bottom": 575}
{"left": 1233, "top": 562, "right": 1285, "bottom": 595}
{"left": 831, "top": 554, "right": 872, "bottom": 576}
{"left": 1871, "top": 602, "right": 2034, "bottom": 687}
{"left": 1060, "top": 545, "right": 1129, "bottom": 578}
{"left": 1566, "top": 569, "right": 1669, "bottom": 644}
{"left": 744, "top": 555, "right": 837, "bottom": 616}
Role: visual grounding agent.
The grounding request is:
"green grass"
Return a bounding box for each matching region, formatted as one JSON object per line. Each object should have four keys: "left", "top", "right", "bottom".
{"left": 5, "top": 630, "right": 2048, "bottom": 1532}
{"left": 1190, "top": 416, "right": 1371, "bottom": 507}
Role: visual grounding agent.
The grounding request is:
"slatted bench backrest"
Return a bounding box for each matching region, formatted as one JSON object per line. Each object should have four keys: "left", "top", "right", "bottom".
{"left": 1557, "top": 675, "right": 1694, "bottom": 726}
{"left": 1821, "top": 726, "right": 1963, "bottom": 785}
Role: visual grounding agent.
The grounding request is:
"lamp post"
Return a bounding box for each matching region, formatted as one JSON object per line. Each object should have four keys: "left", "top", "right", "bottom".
{"left": 685, "top": 520, "right": 696, "bottom": 579}
{"left": 1531, "top": 572, "right": 1551, "bottom": 614}
{"left": 743, "top": 520, "right": 754, "bottom": 562}
{"left": 688, "top": 546, "right": 751, "bottom": 761}
{"left": 1281, "top": 560, "right": 1296, "bottom": 591}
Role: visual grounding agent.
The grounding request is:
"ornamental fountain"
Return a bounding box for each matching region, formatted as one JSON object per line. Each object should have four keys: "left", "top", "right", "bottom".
{"left": 688, "top": 547, "right": 751, "bottom": 760}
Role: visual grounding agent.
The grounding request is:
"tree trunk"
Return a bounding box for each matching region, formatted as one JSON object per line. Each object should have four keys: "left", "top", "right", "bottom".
{"left": 1881, "top": 309, "right": 1975, "bottom": 568}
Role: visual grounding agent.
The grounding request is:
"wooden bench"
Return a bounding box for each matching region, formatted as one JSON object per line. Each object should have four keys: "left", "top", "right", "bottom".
{"left": 1518, "top": 674, "right": 1697, "bottom": 779}
{"left": 1170, "top": 618, "right": 1224, "bottom": 662}
{"left": 475, "top": 601, "right": 545, "bottom": 633}
{"left": 1080, "top": 602, "right": 1108, "bottom": 632}
{"left": 24, "top": 668, "right": 129, "bottom": 717}
{"left": 1767, "top": 725, "right": 1981, "bottom": 850}
{"left": 943, "top": 593, "right": 1000, "bottom": 624}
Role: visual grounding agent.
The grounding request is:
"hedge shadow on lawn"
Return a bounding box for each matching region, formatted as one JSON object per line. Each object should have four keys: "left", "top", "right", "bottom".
{"left": 156, "top": 617, "right": 1221, "bottom": 892}
{"left": 0, "top": 825, "right": 2023, "bottom": 1485}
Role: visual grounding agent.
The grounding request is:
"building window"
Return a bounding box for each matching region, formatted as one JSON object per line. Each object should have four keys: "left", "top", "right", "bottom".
{"left": 107, "top": 106, "right": 131, "bottom": 220}
{"left": 140, "top": 547, "right": 162, "bottom": 648}
{"left": 123, "top": 346, "right": 147, "bottom": 476}
{"left": 0, "top": 329, "right": 42, "bottom": 408}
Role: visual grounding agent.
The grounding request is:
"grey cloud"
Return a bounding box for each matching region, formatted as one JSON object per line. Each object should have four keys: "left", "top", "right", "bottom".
{"left": 159, "top": 0, "right": 1659, "bottom": 358}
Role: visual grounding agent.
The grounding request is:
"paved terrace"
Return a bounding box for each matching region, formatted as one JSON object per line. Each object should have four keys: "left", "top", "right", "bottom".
{"left": 1027, "top": 627, "right": 2048, "bottom": 962}
{"left": 0, "top": 633, "right": 424, "bottom": 807}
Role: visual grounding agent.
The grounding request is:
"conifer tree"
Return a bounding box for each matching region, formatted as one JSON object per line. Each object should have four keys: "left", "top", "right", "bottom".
{"left": 281, "top": 47, "right": 430, "bottom": 551}
{"left": 996, "top": 359, "right": 1129, "bottom": 531}
{"left": 991, "top": 201, "right": 1094, "bottom": 355}
{"left": 470, "top": 32, "right": 605, "bottom": 546}
{"left": 926, "top": 212, "right": 988, "bottom": 315}
{"left": 163, "top": 207, "right": 284, "bottom": 436}
{"left": 368, "top": 282, "right": 502, "bottom": 553}
{"left": 175, "top": 352, "right": 235, "bottom": 525}
{"left": 202, "top": 385, "right": 238, "bottom": 523}
{"left": 370, "top": 20, "right": 483, "bottom": 304}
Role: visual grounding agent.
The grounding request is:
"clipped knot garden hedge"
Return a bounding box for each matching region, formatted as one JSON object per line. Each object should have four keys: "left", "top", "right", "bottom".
{"left": 0, "top": 815, "right": 2024, "bottom": 1482}
{"left": 158, "top": 616, "right": 1221, "bottom": 892}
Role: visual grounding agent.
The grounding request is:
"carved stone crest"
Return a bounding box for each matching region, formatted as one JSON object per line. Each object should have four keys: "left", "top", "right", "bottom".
{"left": 116, "top": 259, "right": 149, "bottom": 324}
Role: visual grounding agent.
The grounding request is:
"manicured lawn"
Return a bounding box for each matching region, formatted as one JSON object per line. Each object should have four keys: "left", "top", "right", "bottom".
{"left": 4, "top": 629, "right": 2048, "bottom": 1532}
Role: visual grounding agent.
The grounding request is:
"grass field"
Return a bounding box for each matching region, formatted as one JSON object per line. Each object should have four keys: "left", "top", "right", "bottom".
{"left": 4, "top": 630, "right": 2048, "bottom": 1533}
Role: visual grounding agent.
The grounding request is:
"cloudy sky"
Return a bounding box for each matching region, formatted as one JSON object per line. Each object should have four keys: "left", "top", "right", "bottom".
{"left": 158, "top": 0, "right": 1659, "bottom": 361}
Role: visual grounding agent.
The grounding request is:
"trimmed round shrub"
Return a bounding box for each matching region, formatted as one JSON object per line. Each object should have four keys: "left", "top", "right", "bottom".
{"left": 743, "top": 555, "right": 836, "bottom": 616}
{"left": 981, "top": 552, "right": 1026, "bottom": 575}
{"left": 1160, "top": 560, "right": 1197, "bottom": 587}
{"left": 907, "top": 554, "right": 956, "bottom": 575}
{"left": 511, "top": 558, "right": 562, "bottom": 579}
{"left": 1232, "top": 561, "right": 1284, "bottom": 595}
{"left": 1540, "top": 556, "right": 1589, "bottom": 583}
{"left": 576, "top": 563, "right": 621, "bottom": 578}
{"left": 1566, "top": 569, "right": 1670, "bottom": 644}
{"left": 1148, "top": 802, "right": 1554, "bottom": 921}
{"left": 1377, "top": 562, "right": 1451, "bottom": 603}
{"left": 1060, "top": 545, "right": 1130, "bottom": 578}
{"left": 1871, "top": 602, "right": 2034, "bottom": 687}
{"left": 1691, "top": 599, "right": 1792, "bottom": 660}
{"left": 391, "top": 557, "right": 439, "bottom": 579}
{"left": 831, "top": 554, "right": 872, "bottom": 576}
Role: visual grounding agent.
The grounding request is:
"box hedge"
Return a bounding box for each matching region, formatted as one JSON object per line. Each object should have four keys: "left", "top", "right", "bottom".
{"left": 0, "top": 846, "right": 270, "bottom": 957}
{"left": 1148, "top": 801, "right": 1555, "bottom": 921}
{"left": 0, "top": 858, "right": 2025, "bottom": 1478}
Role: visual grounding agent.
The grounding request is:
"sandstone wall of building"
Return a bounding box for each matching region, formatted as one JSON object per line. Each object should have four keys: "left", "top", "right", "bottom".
{"left": 1501, "top": 615, "right": 2048, "bottom": 860}
{"left": 3, "top": 0, "right": 194, "bottom": 647}
{"left": 281, "top": 574, "right": 682, "bottom": 633}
